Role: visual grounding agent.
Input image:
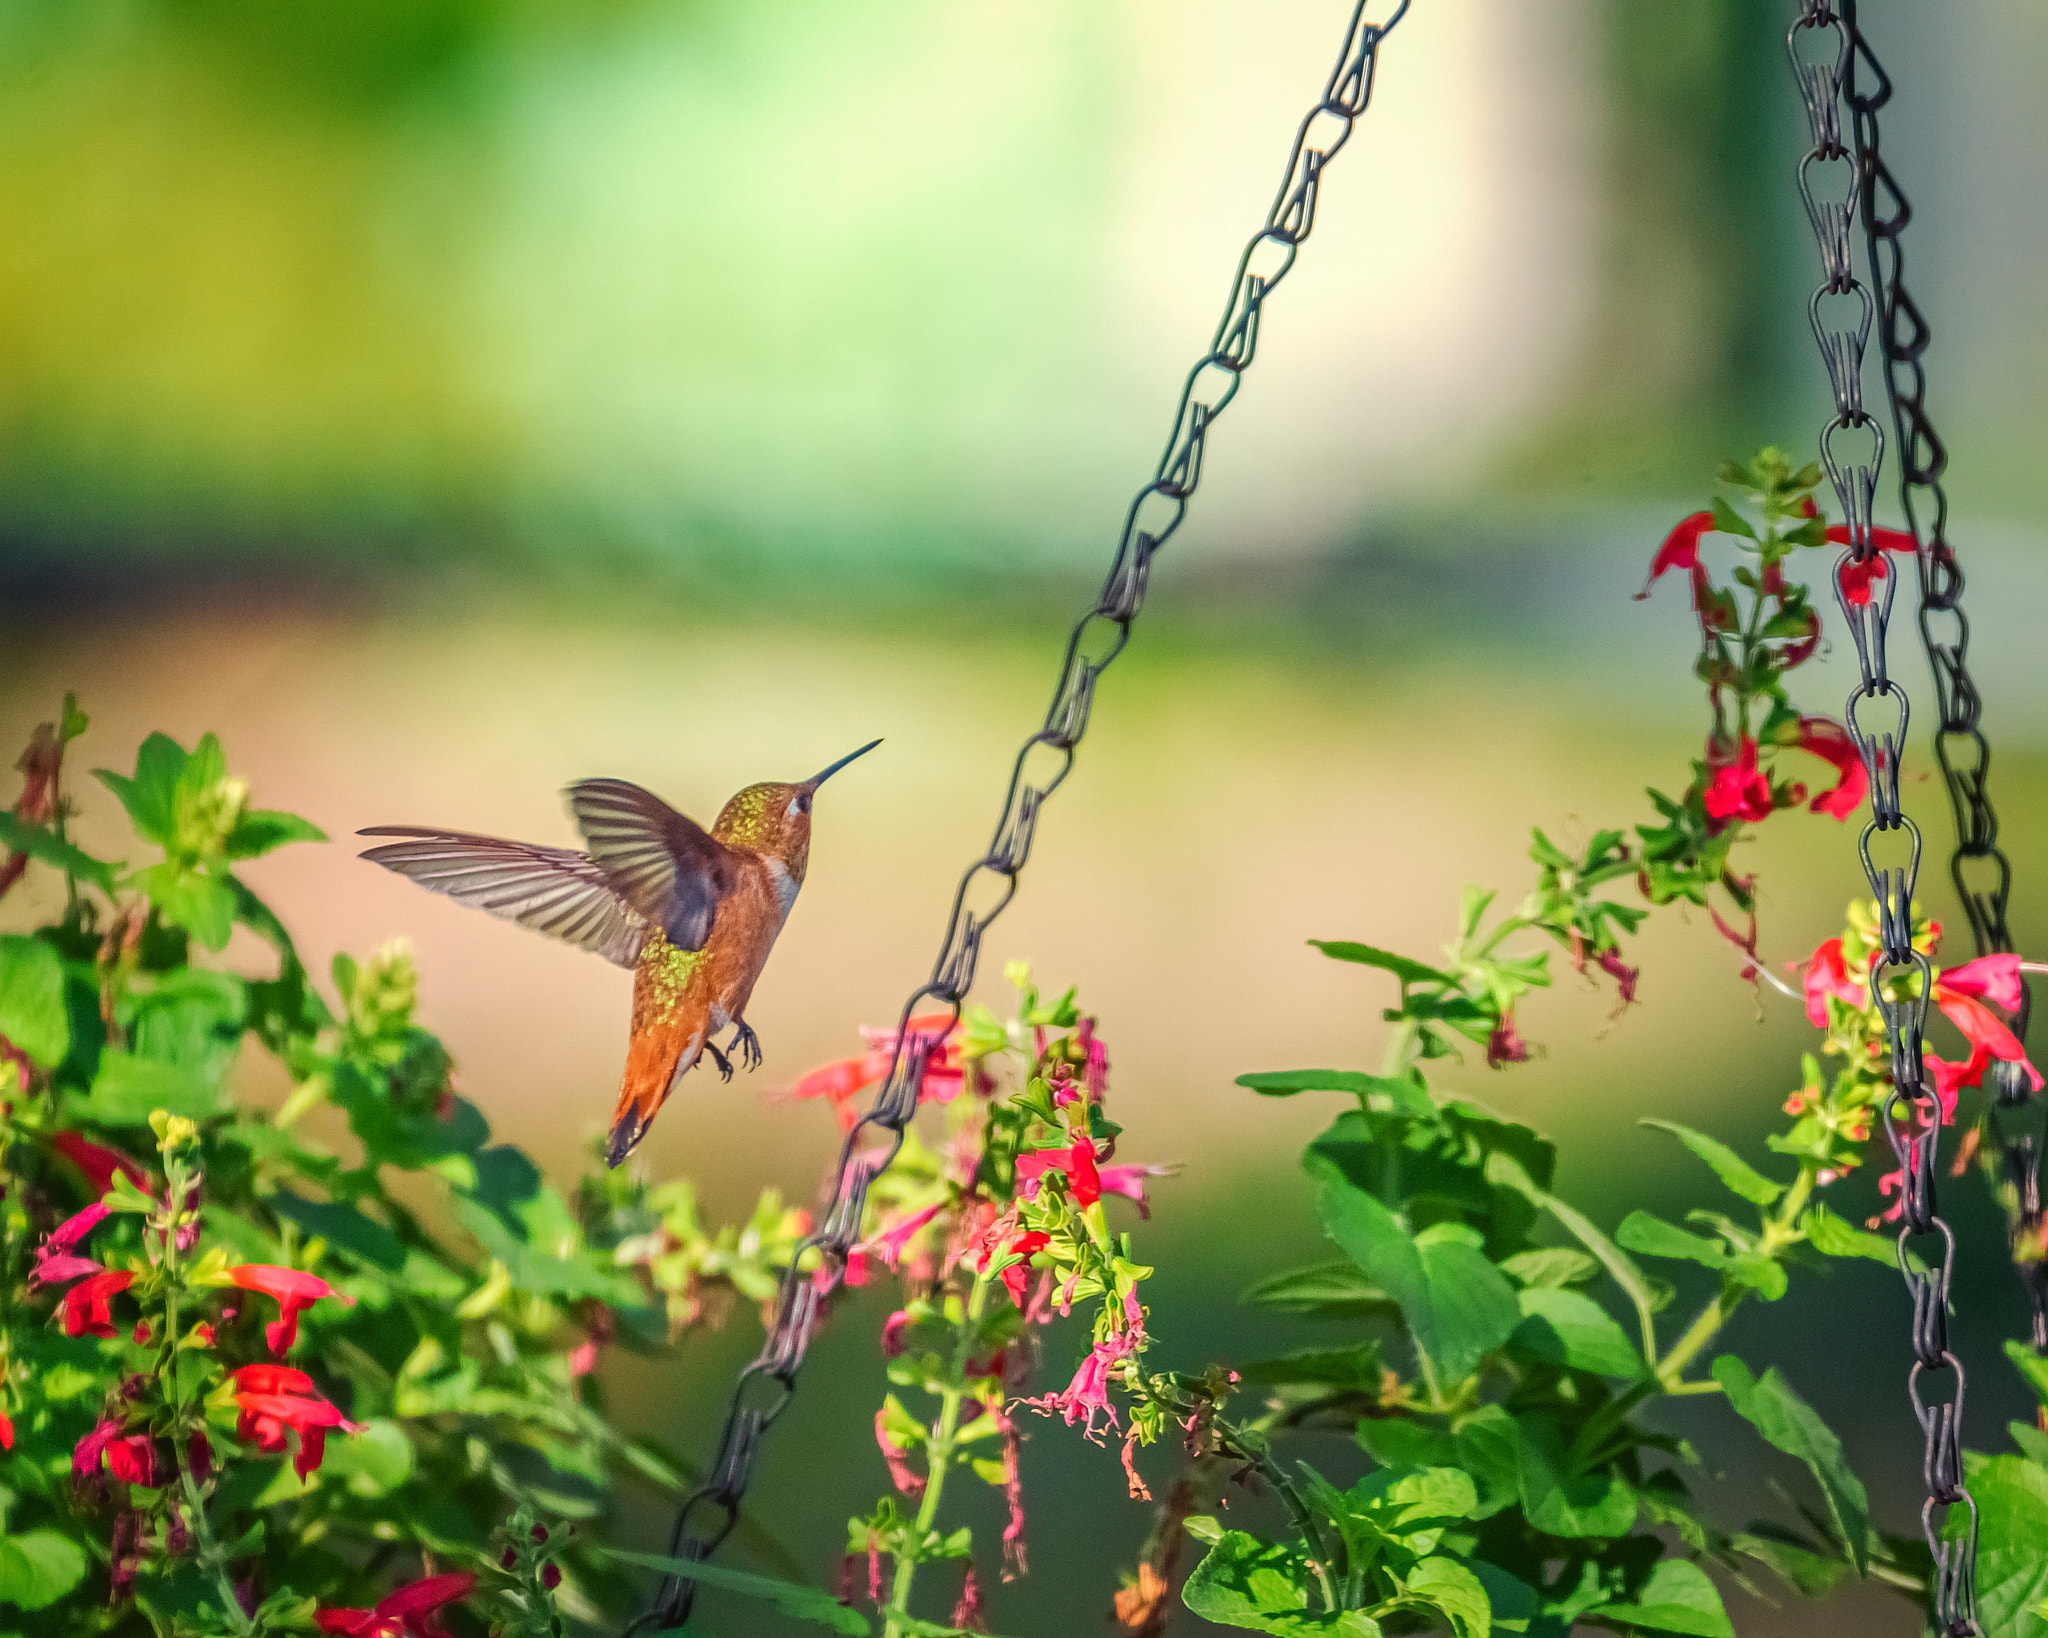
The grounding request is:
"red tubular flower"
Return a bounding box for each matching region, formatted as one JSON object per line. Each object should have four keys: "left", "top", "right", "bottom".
{"left": 873, "top": 1409, "right": 926, "bottom": 1500}
{"left": 314, "top": 1572, "right": 478, "bottom": 1638}
{"left": 1637, "top": 511, "right": 1716, "bottom": 601}
{"left": 880, "top": 1309, "right": 913, "bottom": 1359}
{"left": 1065, "top": 1134, "right": 1101, "bottom": 1207}
{"left": 105, "top": 1435, "right": 160, "bottom": 1487}
{"left": 1824, "top": 524, "right": 1918, "bottom": 607}
{"left": 1595, "top": 947, "right": 1641, "bottom": 1004}
{"left": 1927, "top": 1046, "right": 1990, "bottom": 1122}
{"left": 1486, "top": 1012, "right": 1530, "bottom": 1069}
{"left": 60, "top": 1269, "right": 134, "bottom": 1338}
{"left": 787, "top": 1015, "right": 965, "bottom": 1127}
{"left": 0, "top": 1414, "right": 11, "bottom": 1451}
{"left": 1702, "top": 739, "right": 1776, "bottom": 830}
{"left": 72, "top": 1418, "right": 158, "bottom": 1487}
{"left": 1793, "top": 717, "right": 1868, "bottom": 819}
{"left": 232, "top": 1363, "right": 362, "bottom": 1480}
{"left": 990, "top": 1231, "right": 1050, "bottom": 1308}
{"left": 48, "top": 1132, "right": 148, "bottom": 1196}
{"left": 226, "top": 1264, "right": 352, "bottom": 1355}
{"left": 1932, "top": 955, "right": 2043, "bottom": 1093}
{"left": 862, "top": 1200, "right": 947, "bottom": 1270}
{"left": 1799, "top": 937, "right": 1868, "bottom": 1027}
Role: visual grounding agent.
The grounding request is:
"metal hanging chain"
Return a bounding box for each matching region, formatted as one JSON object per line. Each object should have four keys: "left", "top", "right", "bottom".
{"left": 1841, "top": 0, "right": 2048, "bottom": 1356}
{"left": 629, "top": 5, "right": 1414, "bottom": 1628}
{"left": 1788, "top": 5, "right": 1978, "bottom": 1633}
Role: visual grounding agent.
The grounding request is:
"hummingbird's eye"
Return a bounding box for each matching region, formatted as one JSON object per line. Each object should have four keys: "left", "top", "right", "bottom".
{"left": 789, "top": 793, "right": 810, "bottom": 819}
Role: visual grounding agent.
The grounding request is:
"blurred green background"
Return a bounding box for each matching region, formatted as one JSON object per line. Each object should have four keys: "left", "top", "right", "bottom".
{"left": 5, "top": 2, "right": 2048, "bottom": 1632}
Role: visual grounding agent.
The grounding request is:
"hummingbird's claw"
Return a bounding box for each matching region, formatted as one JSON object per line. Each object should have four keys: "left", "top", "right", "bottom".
{"left": 703, "top": 1039, "right": 735, "bottom": 1083}
{"left": 730, "top": 1021, "right": 763, "bottom": 1073}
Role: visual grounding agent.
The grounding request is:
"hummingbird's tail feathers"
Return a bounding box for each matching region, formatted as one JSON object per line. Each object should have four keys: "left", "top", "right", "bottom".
{"left": 606, "top": 1022, "right": 703, "bottom": 1168}
{"left": 357, "top": 827, "right": 649, "bottom": 969}
{"left": 606, "top": 1108, "right": 651, "bottom": 1169}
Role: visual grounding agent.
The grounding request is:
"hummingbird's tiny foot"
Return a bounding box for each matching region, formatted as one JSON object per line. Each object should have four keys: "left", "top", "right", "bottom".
{"left": 703, "top": 1040, "right": 735, "bottom": 1083}
{"left": 730, "top": 1021, "right": 762, "bottom": 1072}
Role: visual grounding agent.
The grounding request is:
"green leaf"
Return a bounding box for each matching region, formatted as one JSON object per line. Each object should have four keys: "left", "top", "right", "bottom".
{"left": 0, "top": 812, "right": 117, "bottom": 892}
{"left": 1318, "top": 1179, "right": 1518, "bottom": 1384}
{"left": 1310, "top": 940, "right": 1453, "bottom": 988}
{"left": 1241, "top": 1344, "right": 1383, "bottom": 1390}
{"left": 1510, "top": 1288, "right": 1646, "bottom": 1379}
{"left": 1237, "top": 1068, "right": 1432, "bottom": 1114}
{"left": 1639, "top": 1119, "right": 1783, "bottom": 1206}
{"left": 1403, "top": 1557, "right": 1490, "bottom": 1638}
{"left": 1498, "top": 1248, "right": 1599, "bottom": 1289}
{"left": 1722, "top": 1253, "right": 1788, "bottom": 1301}
{"left": 1182, "top": 1531, "right": 1376, "bottom": 1635}
{"left": 1802, "top": 1203, "right": 1899, "bottom": 1266}
{"left": 135, "top": 863, "right": 237, "bottom": 951}
{"left": 1514, "top": 1416, "right": 1637, "bottom": 1540}
{"left": 2007, "top": 1341, "right": 2048, "bottom": 1409}
{"left": 1616, "top": 1211, "right": 1727, "bottom": 1270}
{"left": 608, "top": 1551, "right": 870, "bottom": 1634}
{"left": 1961, "top": 1452, "right": 2048, "bottom": 1638}
{"left": 95, "top": 732, "right": 188, "bottom": 844}
{"left": 1590, "top": 1560, "right": 1733, "bottom": 1637}
{"left": 83, "top": 1047, "right": 230, "bottom": 1124}
{"left": 1541, "top": 1194, "right": 1660, "bottom": 1361}
{"left": 223, "top": 809, "right": 327, "bottom": 860}
{"left": 1242, "top": 1261, "right": 1397, "bottom": 1320}
{"left": 0, "top": 1530, "right": 89, "bottom": 1610}
{"left": 0, "top": 934, "right": 69, "bottom": 1068}
{"left": 1711, "top": 1356, "right": 1868, "bottom": 1574}
{"left": 1730, "top": 1531, "right": 1851, "bottom": 1598}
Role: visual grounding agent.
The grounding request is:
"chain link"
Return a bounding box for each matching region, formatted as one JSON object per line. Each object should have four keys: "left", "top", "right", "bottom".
{"left": 1790, "top": 6, "right": 1977, "bottom": 1631}
{"left": 629, "top": 5, "right": 1414, "bottom": 1626}
{"left": 1842, "top": 0, "right": 2048, "bottom": 1356}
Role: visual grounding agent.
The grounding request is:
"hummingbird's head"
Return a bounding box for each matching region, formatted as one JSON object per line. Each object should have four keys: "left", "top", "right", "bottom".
{"left": 712, "top": 739, "right": 882, "bottom": 880}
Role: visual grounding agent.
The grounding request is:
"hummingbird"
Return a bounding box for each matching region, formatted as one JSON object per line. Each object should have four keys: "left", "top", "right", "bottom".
{"left": 357, "top": 740, "right": 882, "bottom": 1166}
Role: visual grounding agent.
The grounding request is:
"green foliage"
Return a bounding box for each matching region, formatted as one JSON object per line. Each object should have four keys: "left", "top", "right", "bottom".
{"left": 0, "top": 706, "right": 721, "bottom": 1634}
{"left": 1128, "top": 904, "right": 1895, "bottom": 1638}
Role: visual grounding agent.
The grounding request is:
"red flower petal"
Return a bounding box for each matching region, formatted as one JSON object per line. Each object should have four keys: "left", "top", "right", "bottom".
{"left": 48, "top": 1132, "right": 148, "bottom": 1196}
{"left": 1793, "top": 717, "right": 1868, "bottom": 820}
{"left": 1066, "top": 1134, "right": 1102, "bottom": 1208}
{"left": 374, "top": 1572, "right": 478, "bottom": 1620}
{"left": 1637, "top": 511, "right": 1716, "bottom": 600}
{"left": 1932, "top": 989, "right": 2046, "bottom": 1093}
{"left": 1935, "top": 953, "right": 2025, "bottom": 1012}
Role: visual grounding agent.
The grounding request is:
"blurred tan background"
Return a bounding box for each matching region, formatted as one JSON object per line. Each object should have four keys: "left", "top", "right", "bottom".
{"left": 5, "top": 3, "right": 2048, "bottom": 1632}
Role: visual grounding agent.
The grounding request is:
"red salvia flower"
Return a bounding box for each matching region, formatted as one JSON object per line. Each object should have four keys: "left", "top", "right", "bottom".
{"left": 1702, "top": 738, "right": 1775, "bottom": 830}
{"left": 873, "top": 1409, "right": 926, "bottom": 1500}
{"left": 48, "top": 1131, "right": 148, "bottom": 1196}
{"left": 226, "top": 1264, "right": 353, "bottom": 1355}
{"left": 1486, "top": 1012, "right": 1531, "bottom": 1068}
{"left": 1636, "top": 511, "right": 1716, "bottom": 602}
{"left": 0, "top": 1414, "right": 12, "bottom": 1451}
{"left": 314, "top": 1572, "right": 478, "bottom": 1638}
{"left": 1799, "top": 937, "right": 1867, "bottom": 1027}
{"left": 231, "top": 1363, "right": 362, "bottom": 1480}
{"left": 60, "top": 1269, "right": 134, "bottom": 1338}
{"left": 1793, "top": 717, "right": 1868, "bottom": 819}
{"left": 1932, "top": 954, "right": 2044, "bottom": 1094}
{"left": 1824, "top": 523, "right": 1918, "bottom": 607}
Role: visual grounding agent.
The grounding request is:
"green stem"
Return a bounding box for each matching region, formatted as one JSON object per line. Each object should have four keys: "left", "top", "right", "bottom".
{"left": 159, "top": 1166, "right": 256, "bottom": 1638}
{"left": 1654, "top": 1166, "right": 1816, "bottom": 1391}
{"left": 882, "top": 1276, "right": 992, "bottom": 1638}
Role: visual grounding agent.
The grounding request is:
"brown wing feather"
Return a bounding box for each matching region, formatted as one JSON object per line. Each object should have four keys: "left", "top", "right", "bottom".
{"left": 358, "top": 826, "right": 649, "bottom": 968}
{"left": 566, "top": 780, "right": 736, "bottom": 953}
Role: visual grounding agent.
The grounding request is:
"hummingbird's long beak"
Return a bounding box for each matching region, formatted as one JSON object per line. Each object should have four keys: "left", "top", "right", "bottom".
{"left": 805, "top": 738, "right": 883, "bottom": 790}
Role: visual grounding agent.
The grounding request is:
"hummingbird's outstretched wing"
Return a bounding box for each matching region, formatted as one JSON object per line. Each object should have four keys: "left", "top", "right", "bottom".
{"left": 357, "top": 828, "right": 649, "bottom": 968}
{"left": 565, "top": 779, "right": 737, "bottom": 953}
